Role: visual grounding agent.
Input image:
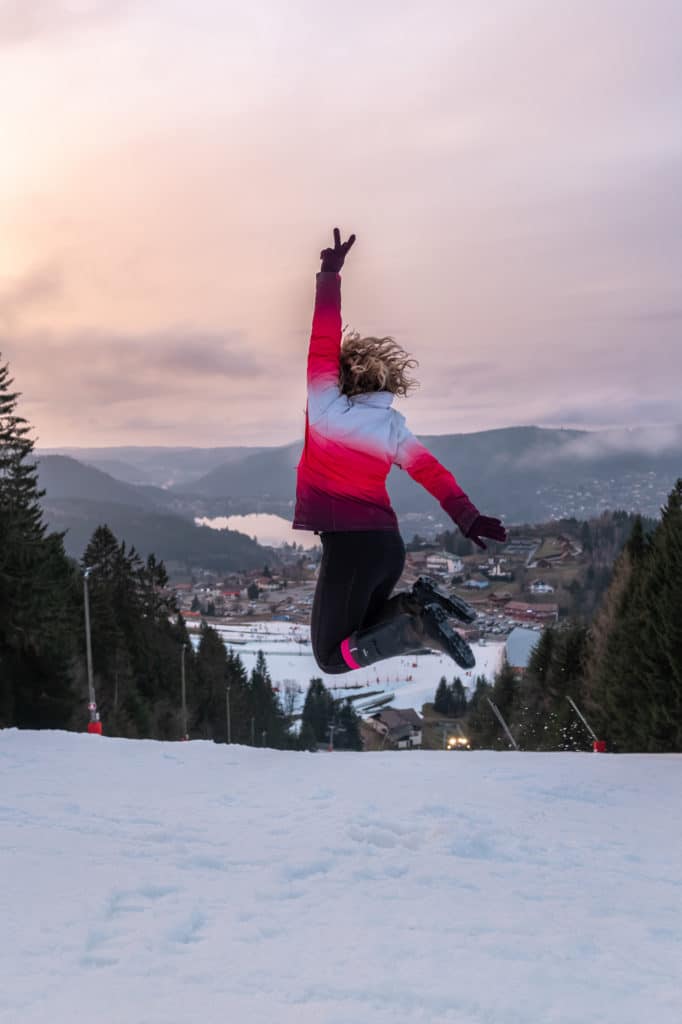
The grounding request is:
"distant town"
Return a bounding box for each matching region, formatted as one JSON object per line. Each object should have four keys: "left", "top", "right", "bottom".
{"left": 169, "top": 532, "right": 578, "bottom": 640}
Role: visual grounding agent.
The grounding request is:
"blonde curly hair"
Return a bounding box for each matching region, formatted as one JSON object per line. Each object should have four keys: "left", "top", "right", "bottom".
{"left": 339, "top": 330, "right": 419, "bottom": 398}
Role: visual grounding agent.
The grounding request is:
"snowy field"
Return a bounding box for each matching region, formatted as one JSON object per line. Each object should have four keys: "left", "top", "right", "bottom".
{"left": 2, "top": 731, "right": 681, "bottom": 1024}
{"left": 200, "top": 621, "right": 506, "bottom": 712}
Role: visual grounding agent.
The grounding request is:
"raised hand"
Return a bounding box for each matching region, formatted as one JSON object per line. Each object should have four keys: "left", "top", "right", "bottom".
{"left": 466, "top": 515, "right": 507, "bottom": 551}
{"left": 320, "top": 227, "right": 356, "bottom": 273}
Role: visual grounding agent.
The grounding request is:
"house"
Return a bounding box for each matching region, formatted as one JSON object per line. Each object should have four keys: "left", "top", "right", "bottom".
{"left": 505, "top": 601, "right": 559, "bottom": 623}
{"left": 368, "top": 708, "right": 423, "bottom": 749}
{"left": 530, "top": 580, "right": 555, "bottom": 595}
{"left": 506, "top": 627, "right": 541, "bottom": 674}
{"left": 425, "top": 554, "right": 464, "bottom": 577}
{"left": 485, "top": 559, "right": 514, "bottom": 581}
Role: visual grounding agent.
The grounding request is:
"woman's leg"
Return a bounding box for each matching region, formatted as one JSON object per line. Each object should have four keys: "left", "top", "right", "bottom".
{"left": 310, "top": 531, "right": 406, "bottom": 674}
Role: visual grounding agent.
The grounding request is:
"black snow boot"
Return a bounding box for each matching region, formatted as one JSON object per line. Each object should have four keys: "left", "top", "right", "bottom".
{"left": 343, "top": 612, "right": 424, "bottom": 668}
{"left": 343, "top": 600, "right": 475, "bottom": 671}
{"left": 418, "top": 602, "right": 476, "bottom": 669}
{"left": 412, "top": 575, "right": 477, "bottom": 624}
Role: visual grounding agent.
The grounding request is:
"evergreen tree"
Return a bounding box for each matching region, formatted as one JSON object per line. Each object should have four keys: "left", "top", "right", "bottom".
{"left": 512, "top": 627, "right": 556, "bottom": 748}
{"left": 433, "top": 677, "right": 451, "bottom": 714}
{"left": 0, "top": 356, "right": 77, "bottom": 728}
{"left": 224, "top": 648, "right": 251, "bottom": 744}
{"left": 193, "top": 624, "right": 227, "bottom": 739}
{"left": 248, "top": 650, "right": 289, "bottom": 748}
{"left": 584, "top": 516, "right": 652, "bottom": 749}
{"left": 335, "top": 699, "right": 363, "bottom": 751}
{"left": 586, "top": 486, "right": 682, "bottom": 751}
{"left": 465, "top": 676, "right": 495, "bottom": 748}
{"left": 450, "top": 678, "right": 468, "bottom": 717}
{"left": 301, "top": 678, "right": 336, "bottom": 745}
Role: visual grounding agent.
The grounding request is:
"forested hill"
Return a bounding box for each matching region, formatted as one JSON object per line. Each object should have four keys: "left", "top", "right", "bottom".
{"left": 40, "top": 424, "right": 682, "bottom": 523}
{"left": 36, "top": 457, "right": 271, "bottom": 571}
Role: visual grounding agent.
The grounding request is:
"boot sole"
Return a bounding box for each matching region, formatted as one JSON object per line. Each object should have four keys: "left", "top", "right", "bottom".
{"left": 413, "top": 576, "right": 477, "bottom": 624}
{"left": 422, "top": 604, "right": 476, "bottom": 669}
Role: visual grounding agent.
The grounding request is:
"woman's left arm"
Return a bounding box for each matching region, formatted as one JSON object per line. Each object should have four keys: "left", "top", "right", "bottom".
{"left": 394, "top": 421, "right": 507, "bottom": 550}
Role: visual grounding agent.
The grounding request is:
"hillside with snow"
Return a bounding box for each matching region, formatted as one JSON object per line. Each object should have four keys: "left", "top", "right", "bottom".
{"left": 2, "top": 730, "right": 681, "bottom": 1024}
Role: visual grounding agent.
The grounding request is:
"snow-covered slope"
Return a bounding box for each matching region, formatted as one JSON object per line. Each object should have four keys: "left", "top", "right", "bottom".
{"left": 2, "top": 731, "right": 681, "bottom": 1024}
{"left": 206, "top": 622, "right": 507, "bottom": 712}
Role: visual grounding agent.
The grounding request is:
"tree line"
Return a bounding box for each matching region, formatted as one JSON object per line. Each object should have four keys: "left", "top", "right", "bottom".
{"left": 433, "top": 486, "right": 682, "bottom": 752}
{"left": 0, "top": 354, "right": 361, "bottom": 748}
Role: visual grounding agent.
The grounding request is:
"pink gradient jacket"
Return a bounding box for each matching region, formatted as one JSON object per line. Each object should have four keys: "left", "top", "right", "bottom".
{"left": 293, "top": 272, "right": 480, "bottom": 534}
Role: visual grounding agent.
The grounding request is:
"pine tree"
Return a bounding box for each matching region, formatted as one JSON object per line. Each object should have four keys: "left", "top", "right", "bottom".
{"left": 449, "top": 678, "right": 467, "bottom": 717}
{"left": 248, "top": 650, "right": 289, "bottom": 748}
{"left": 434, "top": 677, "right": 450, "bottom": 714}
{"left": 335, "top": 699, "right": 363, "bottom": 750}
{"left": 584, "top": 516, "right": 653, "bottom": 749}
{"left": 193, "top": 624, "right": 227, "bottom": 740}
{"left": 0, "top": 356, "right": 77, "bottom": 728}
{"left": 301, "top": 678, "right": 335, "bottom": 745}
{"left": 512, "top": 627, "right": 556, "bottom": 748}
{"left": 465, "top": 676, "right": 495, "bottom": 748}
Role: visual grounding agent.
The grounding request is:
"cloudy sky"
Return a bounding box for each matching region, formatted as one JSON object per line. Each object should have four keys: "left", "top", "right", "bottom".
{"left": 1, "top": 0, "right": 681, "bottom": 447}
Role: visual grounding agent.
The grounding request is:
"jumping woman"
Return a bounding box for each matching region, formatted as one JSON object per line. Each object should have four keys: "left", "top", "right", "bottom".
{"left": 293, "top": 229, "right": 506, "bottom": 674}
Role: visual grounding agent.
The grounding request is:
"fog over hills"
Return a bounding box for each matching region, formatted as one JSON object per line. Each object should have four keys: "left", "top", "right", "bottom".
{"left": 38, "top": 425, "right": 682, "bottom": 540}
{"left": 37, "top": 446, "right": 267, "bottom": 488}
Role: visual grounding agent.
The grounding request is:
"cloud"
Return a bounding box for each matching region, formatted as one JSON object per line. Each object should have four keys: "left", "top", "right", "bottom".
{"left": 516, "top": 423, "right": 682, "bottom": 468}
{"left": 1, "top": 326, "right": 263, "bottom": 405}
{"left": 0, "top": 265, "right": 63, "bottom": 327}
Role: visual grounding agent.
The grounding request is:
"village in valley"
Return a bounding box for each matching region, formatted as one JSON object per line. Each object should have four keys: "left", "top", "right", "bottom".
{"left": 165, "top": 526, "right": 591, "bottom": 751}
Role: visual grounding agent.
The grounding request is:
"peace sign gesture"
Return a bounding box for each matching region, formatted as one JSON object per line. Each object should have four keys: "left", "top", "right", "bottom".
{"left": 320, "top": 227, "right": 356, "bottom": 273}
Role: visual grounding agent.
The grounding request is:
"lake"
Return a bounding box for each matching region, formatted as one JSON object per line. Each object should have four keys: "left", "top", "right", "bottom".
{"left": 195, "top": 512, "right": 320, "bottom": 549}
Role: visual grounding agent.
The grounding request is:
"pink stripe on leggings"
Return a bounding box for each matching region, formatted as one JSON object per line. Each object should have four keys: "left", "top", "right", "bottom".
{"left": 340, "top": 637, "right": 361, "bottom": 670}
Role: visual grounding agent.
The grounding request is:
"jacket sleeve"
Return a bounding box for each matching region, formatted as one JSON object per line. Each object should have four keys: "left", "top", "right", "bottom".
{"left": 306, "top": 271, "right": 342, "bottom": 422}
{"left": 394, "top": 419, "right": 480, "bottom": 535}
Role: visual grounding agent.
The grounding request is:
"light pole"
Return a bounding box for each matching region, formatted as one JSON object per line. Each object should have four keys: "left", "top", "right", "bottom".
{"left": 83, "top": 567, "right": 102, "bottom": 734}
{"left": 180, "top": 643, "right": 188, "bottom": 740}
{"left": 226, "top": 684, "right": 231, "bottom": 744}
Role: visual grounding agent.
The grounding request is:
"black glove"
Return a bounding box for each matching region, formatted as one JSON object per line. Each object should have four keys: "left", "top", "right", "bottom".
{"left": 320, "top": 227, "right": 356, "bottom": 273}
{"left": 466, "top": 515, "right": 507, "bottom": 551}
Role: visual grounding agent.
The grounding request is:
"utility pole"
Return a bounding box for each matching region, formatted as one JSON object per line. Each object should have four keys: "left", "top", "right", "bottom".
{"left": 328, "top": 722, "right": 336, "bottom": 752}
{"left": 83, "top": 567, "right": 101, "bottom": 734}
{"left": 180, "top": 643, "right": 188, "bottom": 740}
{"left": 486, "top": 697, "right": 519, "bottom": 751}
{"left": 567, "top": 696, "right": 606, "bottom": 751}
{"left": 226, "top": 684, "right": 231, "bottom": 744}
{"left": 250, "top": 716, "right": 255, "bottom": 746}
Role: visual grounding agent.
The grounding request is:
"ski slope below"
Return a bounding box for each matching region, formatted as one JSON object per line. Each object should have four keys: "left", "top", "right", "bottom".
{"left": 205, "top": 622, "right": 506, "bottom": 712}
{"left": 2, "top": 730, "right": 681, "bottom": 1024}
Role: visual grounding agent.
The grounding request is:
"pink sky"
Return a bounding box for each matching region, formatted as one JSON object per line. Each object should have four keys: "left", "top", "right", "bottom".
{"left": 1, "top": 0, "right": 681, "bottom": 447}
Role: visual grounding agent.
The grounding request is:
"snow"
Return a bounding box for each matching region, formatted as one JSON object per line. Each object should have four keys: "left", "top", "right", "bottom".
{"left": 205, "top": 622, "right": 506, "bottom": 712}
{"left": 2, "top": 730, "right": 681, "bottom": 1024}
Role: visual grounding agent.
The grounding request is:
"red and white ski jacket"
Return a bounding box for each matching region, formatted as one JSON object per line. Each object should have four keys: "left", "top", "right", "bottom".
{"left": 293, "top": 272, "right": 480, "bottom": 534}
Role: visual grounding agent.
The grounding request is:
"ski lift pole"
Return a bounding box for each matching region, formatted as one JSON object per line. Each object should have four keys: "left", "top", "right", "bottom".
{"left": 83, "top": 567, "right": 101, "bottom": 734}
{"left": 180, "top": 643, "right": 188, "bottom": 740}
{"left": 486, "top": 697, "right": 519, "bottom": 751}
{"left": 566, "top": 696, "right": 597, "bottom": 741}
{"left": 566, "top": 696, "right": 606, "bottom": 750}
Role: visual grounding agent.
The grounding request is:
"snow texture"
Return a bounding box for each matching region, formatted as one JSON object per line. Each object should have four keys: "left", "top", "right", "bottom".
{"left": 1, "top": 730, "right": 681, "bottom": 1024}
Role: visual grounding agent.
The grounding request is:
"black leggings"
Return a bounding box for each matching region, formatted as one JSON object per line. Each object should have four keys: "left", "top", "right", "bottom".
{"left": 311, "top": 530, "right": 406, "bottom": 674}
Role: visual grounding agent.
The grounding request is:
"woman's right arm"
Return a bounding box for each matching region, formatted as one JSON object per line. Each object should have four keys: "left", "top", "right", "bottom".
{"left": 306, "top": 228, "right": 355, "bottom": 422}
